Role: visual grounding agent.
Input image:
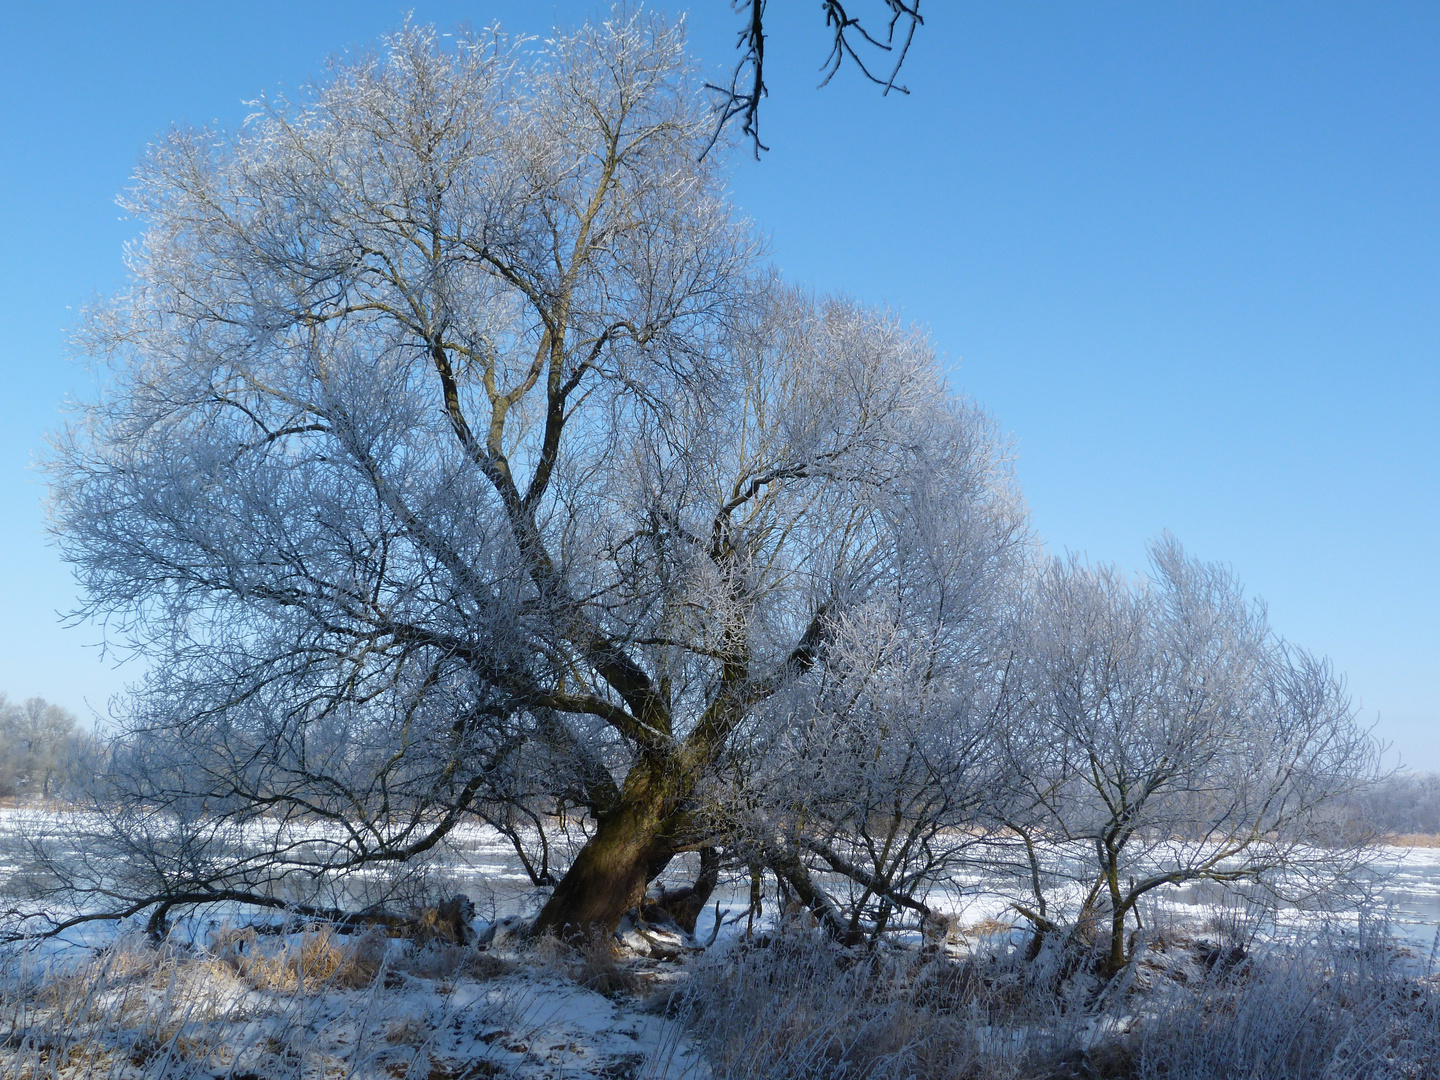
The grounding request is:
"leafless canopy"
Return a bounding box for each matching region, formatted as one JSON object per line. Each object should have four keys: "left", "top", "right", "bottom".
{"left": 26, "top": 10, "right": 1026, "bottom": 944}
{"left": 10, "top": 9, "right": 1382, "bottom": 958}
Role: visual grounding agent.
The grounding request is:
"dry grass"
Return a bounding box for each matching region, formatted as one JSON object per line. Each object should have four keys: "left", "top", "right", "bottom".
{"left": 952, "top": 916, "right": 1019, "bottom": 942}
{"left": 674, "top": 933, "right": 1070, "bottom": 1080}
{"left": 0, "top": 928, "right": 525, "bottom": 1080}
{"left": 208, "top": 924, "right": 387, "bottom": 991}
{"left": 1380, "top": 832, "right": 1440, "bottom": 848}
{"left": 0, "top": 796, "right": 85, "bottom": 814}
{"left": 7, "top": 911, "right": 1434, "bottom": 1080}
{"left": 525, "top": 930, "right": 642, "bottom": 998}
{"left": 677, "top": 919, "right": 1440, "bottom": 1080}
{"left": 0, "top": 939, "right": 283, "bottom": 1080}
{"left": 385, "top": 1017, "right": 426, "bottom": 1045}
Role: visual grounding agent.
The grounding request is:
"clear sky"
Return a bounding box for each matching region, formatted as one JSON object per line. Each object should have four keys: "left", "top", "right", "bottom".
{"left": 1, "top": 3, "right": 1435, "bottom": 767}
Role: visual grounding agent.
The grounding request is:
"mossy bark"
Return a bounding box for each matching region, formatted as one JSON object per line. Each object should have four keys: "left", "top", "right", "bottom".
{"left": 530, "top": 756, "right": 679, "bottom": 939}
{"left": 1102, "top": 860, "right": 1129, "bottom": 978}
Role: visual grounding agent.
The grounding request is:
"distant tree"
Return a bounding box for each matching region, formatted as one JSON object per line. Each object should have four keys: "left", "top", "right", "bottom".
{"left": 1343, "top": 772, "right": 1440, "bottom": 837}
{"left": 0, "top": 694, "right": 15, "bottom": 797}
{"left": 0, "top": 695, "right": 80, "bottom": 799}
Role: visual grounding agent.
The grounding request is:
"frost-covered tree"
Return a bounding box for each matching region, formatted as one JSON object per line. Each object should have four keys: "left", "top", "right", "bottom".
{"left": 715, "top": 427, "right": 1026, "bottom": 943}
{"left": 27, "top": 10, "right": 1378, "bottom": 955}
{"left": 997, "top": 537, "right": 1380, "bottom": 975}
{"left": 40, "top": 12, "right": 1025, "bottom": 940}
{"left": 0, "top": 695, "right": 80, "bottom": 799}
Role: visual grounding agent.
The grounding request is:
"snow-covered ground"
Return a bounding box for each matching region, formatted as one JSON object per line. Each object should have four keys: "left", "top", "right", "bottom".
{"left": 4, "top": 808, "right": 1439, "bottom": 1080}
{"left": 0, "top": 928, "right": 708, "bottom": 1080}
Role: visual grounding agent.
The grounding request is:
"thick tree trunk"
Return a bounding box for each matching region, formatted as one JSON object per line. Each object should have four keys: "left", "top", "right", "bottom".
{"left": 1105, "top": 906, "right": 1127, "bottom": 977}
{"left": 530, "top": 757, "right": 677, "bottom": 939}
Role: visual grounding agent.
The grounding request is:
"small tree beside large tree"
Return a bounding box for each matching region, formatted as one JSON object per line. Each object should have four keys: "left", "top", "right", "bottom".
{"left": 996, "top": 538, "right": 1379, "bottom": 975}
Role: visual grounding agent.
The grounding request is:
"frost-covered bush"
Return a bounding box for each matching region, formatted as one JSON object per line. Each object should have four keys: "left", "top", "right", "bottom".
{"left": 675, "top": 919, "right": 1440, "bottom": 1080}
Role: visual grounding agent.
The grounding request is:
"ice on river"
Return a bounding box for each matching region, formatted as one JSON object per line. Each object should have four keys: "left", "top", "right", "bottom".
{"left": 3, "top": 806, "right": 1438, "bottom": 954}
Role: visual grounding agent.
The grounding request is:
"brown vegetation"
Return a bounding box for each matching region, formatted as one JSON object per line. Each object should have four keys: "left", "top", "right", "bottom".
{"left": 1380, "top": 833, "right": 1440, "bottom": 848}
{"left": 208, "top": 926, "right": 386, "bottom": 991}
{"left": 676, "top": 922, "right": 1440, "bottom": 1080}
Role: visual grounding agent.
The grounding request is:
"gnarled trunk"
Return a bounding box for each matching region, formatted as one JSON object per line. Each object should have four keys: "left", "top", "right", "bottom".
{"left": 530, "top": 757, "right": 679, "bottom": 939}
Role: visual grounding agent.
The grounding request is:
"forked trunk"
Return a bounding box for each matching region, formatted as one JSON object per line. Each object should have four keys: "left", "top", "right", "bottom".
{"left": 648, "top": 846, "right": 720, "bottom": 934}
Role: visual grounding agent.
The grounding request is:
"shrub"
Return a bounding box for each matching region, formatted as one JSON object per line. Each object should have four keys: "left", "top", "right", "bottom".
{"left": 677, "top": 919, "right": 1440, "bottom": 1080}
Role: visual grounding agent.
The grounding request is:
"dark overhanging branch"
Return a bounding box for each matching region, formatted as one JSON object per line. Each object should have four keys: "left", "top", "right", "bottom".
{"left": 820, "top": 0, "right": 923, "bottom": 93}
{"left": 4, "top": 772, "right": 495, "bottom": 946}
{"left": 0, "top": 891, "right": 342, "bottom": 947}
{"left": 705, "top": 0, "right": 925, "bottom": 160}
{"left": 705, "top": 0, "right": 770, "bottom": 159}
{"left": 799, "top": 835, "right": 933, "bottom": 922}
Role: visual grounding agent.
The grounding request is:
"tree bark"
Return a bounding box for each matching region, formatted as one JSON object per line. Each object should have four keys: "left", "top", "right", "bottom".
{"left": 530, "top": 757, "right": 678, "bottom": 939}
{"left": 648, "top": 846, "right": 720, "bottom": 934}
{"left": 1103, "top": 861, "right": 1128, "bottom": 977}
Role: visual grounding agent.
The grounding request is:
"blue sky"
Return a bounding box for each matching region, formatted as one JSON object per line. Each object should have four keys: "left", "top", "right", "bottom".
{"left": 1, "top": 3, "right": 1436, "bottom": 766}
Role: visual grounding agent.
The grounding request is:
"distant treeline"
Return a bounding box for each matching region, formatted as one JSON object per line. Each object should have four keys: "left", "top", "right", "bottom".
{"left": 0, "top": 694, "right": 89, "bottom": 799}
{"left": 4, "top": 686, "right": 1436, "bottom": 843}
{"left": 1342, "top": 771, "right": 1440, "bottom": 837}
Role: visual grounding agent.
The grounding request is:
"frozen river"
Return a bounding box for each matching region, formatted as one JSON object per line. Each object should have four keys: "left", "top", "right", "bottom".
{"left": 3, "top": 808, "right": 1438, "bottom": 952}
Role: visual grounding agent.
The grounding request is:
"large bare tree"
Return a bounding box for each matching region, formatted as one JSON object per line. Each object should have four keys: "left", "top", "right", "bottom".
{"left": 41, "top": 12, "right": 1023, "bottom": 941}
{"left": 30, "top": 11, "right": 1375, "bottom": 959}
